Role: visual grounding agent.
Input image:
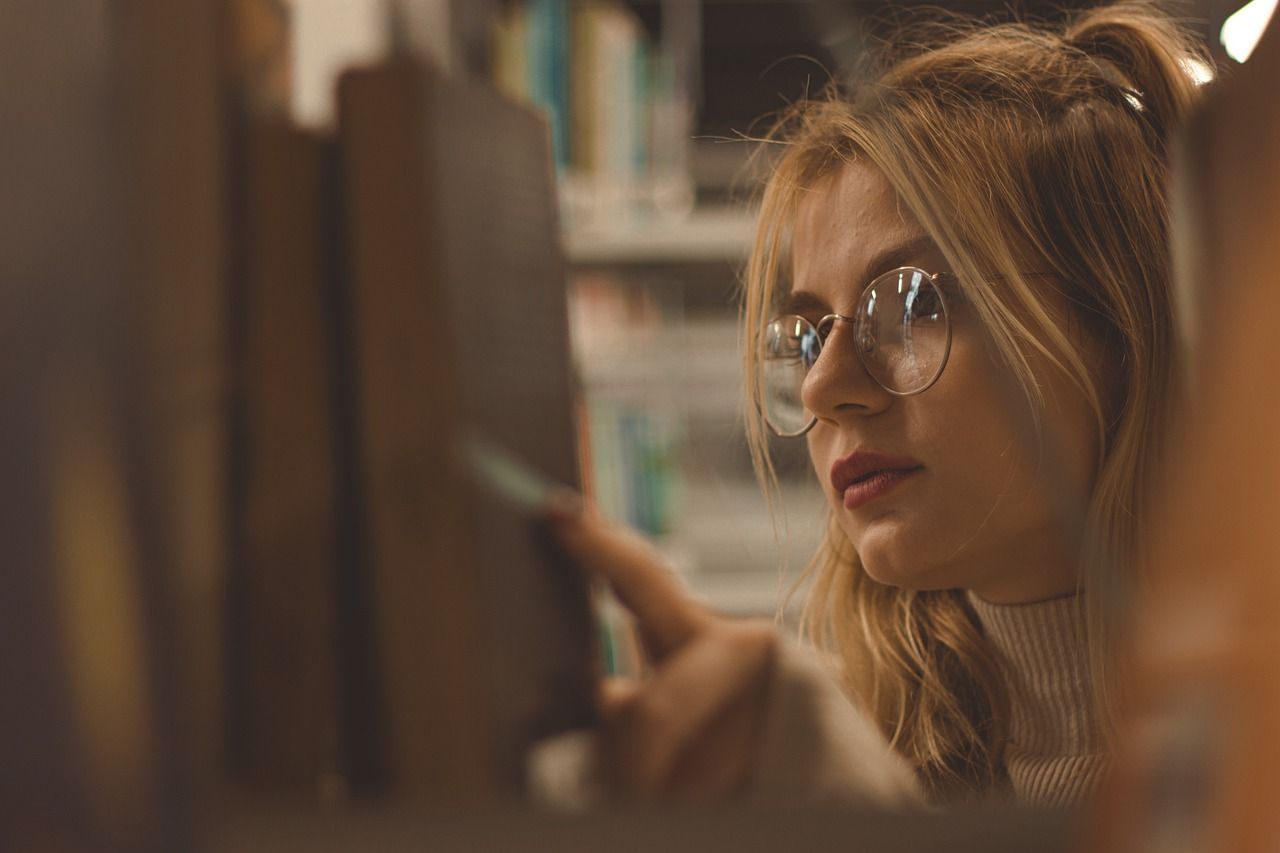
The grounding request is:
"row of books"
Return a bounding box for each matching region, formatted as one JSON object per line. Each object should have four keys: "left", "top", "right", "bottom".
{"left": 569, "top": 272, "right": 682, "bottom": 676}
{"left": 569, "top": 274, "right": 682, "bottom": 536}
{"left": 583, "top": 396, "right": 680, "bottom": 536}
{"left": 210, "top": 48, "right": 604, "bottom": 802}
{"left": 491, "top": 0, "right": 695, "bottom": 227}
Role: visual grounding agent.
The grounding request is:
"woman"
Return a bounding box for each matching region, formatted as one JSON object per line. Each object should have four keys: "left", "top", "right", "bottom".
{"left": 548, "top": 1, "right": 1204, "bottom": 806}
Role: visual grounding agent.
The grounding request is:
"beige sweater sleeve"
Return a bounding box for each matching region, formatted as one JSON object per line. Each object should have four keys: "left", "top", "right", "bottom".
{"left": 528, "top": 635, "right": 922, "bottom": 810}
{"left": 747, "top": 635, "right": 923, "bottom": 807}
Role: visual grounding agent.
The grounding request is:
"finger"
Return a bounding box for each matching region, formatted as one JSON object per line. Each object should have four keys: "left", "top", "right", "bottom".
{"left": 546, "top": 506, "right": 711, "bottom": 659}
{"left": 604, "top": 623, "right": 776, "bottom": 799}
{"left": 600, "top": 598, "right": 651, "bottom": 678}
{"left": 599, "top": 676, "right": 639, "bottom": 716}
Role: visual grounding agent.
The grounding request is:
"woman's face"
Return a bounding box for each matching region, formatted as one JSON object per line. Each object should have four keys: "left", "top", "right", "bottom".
{"left": 791, "top": 161, "right": 1100, "bottom": 604}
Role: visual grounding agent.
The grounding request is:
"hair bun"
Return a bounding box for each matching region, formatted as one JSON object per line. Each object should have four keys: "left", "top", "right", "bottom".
{"left": 1065, "top": 1, "right": 1204, "bottom": 138}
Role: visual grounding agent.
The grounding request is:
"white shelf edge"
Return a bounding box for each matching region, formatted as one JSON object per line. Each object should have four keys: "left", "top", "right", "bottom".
{"left": 564, "top": 207, "right": 757, "bottom": 265}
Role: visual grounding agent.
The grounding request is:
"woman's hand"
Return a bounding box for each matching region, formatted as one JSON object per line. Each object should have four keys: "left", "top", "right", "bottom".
{"left": 546, "top": 501, "right": 778, "bottom": 801}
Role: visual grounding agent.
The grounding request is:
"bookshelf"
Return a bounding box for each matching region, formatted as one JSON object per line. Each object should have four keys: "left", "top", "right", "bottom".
{"left": 570, "top": 291, "right": 823, "bottom": 617}
{"left": 566, "top": 226, "right": 825, "bottom": 619}
{"left": 489, "top": 0, "right": 829, "bottom": 618}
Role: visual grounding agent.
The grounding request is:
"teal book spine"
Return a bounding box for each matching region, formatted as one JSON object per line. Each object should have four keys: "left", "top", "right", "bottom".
{"left": 526, "top": 0, "right": 570, "bottom": 170}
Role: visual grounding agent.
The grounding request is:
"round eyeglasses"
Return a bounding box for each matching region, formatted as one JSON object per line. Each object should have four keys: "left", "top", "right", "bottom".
{"left": 761, "top": 266, "right": 955, "bottom": 437}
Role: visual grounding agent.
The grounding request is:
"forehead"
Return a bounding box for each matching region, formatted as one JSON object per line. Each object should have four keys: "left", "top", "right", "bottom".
{"left": 791, "top": 160, "right": 939, "bottom": 305}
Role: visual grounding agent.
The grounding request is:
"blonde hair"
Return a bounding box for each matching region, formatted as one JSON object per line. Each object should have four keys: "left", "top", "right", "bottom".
{"left": 742, "top": 2, "right": 1205, "bottom": 799}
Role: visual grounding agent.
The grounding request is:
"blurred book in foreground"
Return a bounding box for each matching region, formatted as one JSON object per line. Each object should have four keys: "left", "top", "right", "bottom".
{"left": 1086, "top": 11, "right": 1280, "bottom": 853}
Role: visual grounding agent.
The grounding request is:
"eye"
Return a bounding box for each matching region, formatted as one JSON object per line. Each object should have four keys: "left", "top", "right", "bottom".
{"left": 906, "top": 284, "right": 944, "bottom": 320}
{"left": 901, "top": 273, "right": 950, "bottom": 323}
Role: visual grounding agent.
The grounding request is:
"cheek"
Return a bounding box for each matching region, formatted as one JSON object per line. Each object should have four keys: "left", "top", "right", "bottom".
{"left": 798, "top": 334, "right": 1101, "bottom": 589}
{"left": 932, "top": 343, "right": 1101, "bottom": 546}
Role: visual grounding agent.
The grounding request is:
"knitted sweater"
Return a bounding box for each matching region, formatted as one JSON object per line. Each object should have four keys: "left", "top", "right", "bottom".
{"left": 966, "top": 591, "right": 1109, "bottom": 805}
{"left": 750, "top": 592, "right": 1107, "bottom": 809}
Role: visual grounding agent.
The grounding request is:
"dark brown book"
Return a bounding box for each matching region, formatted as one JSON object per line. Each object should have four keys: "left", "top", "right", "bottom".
{"left": 114, "top": 0, "right": 234, "bottom": 796}
{"left": 336, "top": 58, "right": 598, "bottom": 800}
{"left": 0, "top": 1, "right": 228, "bottom": 847}
{"left": 229, "top": 118, "right": 343, "bottom": 794}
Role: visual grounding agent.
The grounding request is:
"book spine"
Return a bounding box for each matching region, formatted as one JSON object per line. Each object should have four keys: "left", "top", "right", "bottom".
{"left": 491, "top": 3, "right": 529, "bottom": 103}
{"left": 525, "top": 0, "right": 570, "bottom": 169}
{"left": 232, "top": 120, "right": 342, "bottom": 791}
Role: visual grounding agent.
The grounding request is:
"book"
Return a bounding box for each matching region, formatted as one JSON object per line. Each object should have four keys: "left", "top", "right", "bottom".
{"left": 1085, "top": 11, "right": 1280, "bottom": 852}
{"left": 525, "top": 0, "right": 571, "bottom": 169}
{"left": 336, "top": 57, "right": 598, "bottom": 798}
{"left": 228, "top": 117, "right": 343, "bottom": 793}
{"left": 115, "top": 0, "right": 234, "bottom": 798}
{"left": 0, "top": 1, "right": 229, "bottom": 846}
{"left": 492, "top": 2, "right": 529, "bottom": 103}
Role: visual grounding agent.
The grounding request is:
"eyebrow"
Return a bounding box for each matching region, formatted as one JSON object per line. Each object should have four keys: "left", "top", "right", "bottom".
{"left": 779, "top": 233, "right": 941, "bottom": 315}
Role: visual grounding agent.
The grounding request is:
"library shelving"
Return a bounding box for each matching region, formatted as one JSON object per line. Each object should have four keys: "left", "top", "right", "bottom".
{"left": 563, "top": 204, "right": 755, "bottom": 265}
{"left": 568, "top": 287, "right": 824, "bottom": 616}
{"left": 489, "top": 0, "right": 831, "bottom": 618}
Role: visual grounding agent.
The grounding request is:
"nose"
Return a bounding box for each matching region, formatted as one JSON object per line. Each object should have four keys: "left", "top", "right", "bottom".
{"left": 799, "top": 318, "right": 895, "bottom": 425}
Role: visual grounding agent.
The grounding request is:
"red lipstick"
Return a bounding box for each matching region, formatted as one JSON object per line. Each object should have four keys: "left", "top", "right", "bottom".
{"left": 830, "top": 451, "right": 924, "bottom": 511}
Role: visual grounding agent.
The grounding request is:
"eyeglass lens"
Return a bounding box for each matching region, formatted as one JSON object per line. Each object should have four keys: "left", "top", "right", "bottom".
{"left": 762, "top": 268, "right": 950, "bottom": 436}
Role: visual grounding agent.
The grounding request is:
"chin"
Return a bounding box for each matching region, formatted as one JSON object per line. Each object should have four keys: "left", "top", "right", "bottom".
{"left": 847, "top": 517, "right": 955, "bottom": 591}
{"left": 859, "top": 556, "right": 956, "bottom": 591}
{"left": 826, "top": 475, "right": 972, "bottom": 589}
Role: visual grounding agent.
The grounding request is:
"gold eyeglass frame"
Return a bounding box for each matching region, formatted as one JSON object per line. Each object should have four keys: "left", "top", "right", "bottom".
{"left": 762, "top": 266, "right": 957, "bottom": 438}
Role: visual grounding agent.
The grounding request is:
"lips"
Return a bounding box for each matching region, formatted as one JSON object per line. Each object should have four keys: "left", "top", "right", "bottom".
{"left": 830, "top": 450, "right": 924, "bottom": 509}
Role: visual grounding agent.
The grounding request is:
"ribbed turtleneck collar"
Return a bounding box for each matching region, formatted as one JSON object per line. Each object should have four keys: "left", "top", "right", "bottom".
{"left": 966, "top": 591, "right": 1108, "bottom": 805}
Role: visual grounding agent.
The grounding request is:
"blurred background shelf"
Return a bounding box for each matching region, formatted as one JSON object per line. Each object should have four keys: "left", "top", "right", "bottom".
{"left": 656, "top": 476, "right": 825, "bottom": 617}
{"left": 482, "top": 0, "right": 836, "bottom": 619}
{"left": 564, "top": 205, "right": 756, "bottom": 265}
